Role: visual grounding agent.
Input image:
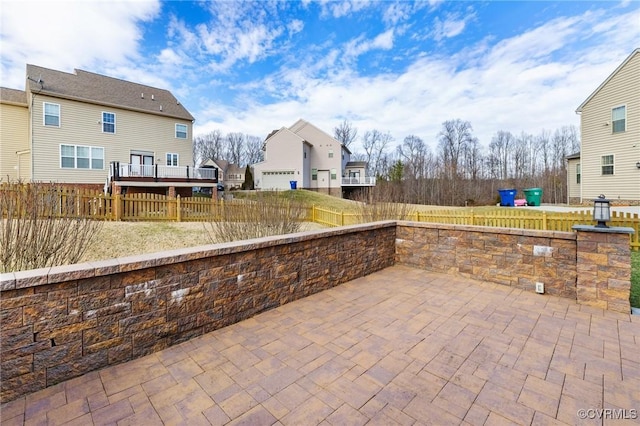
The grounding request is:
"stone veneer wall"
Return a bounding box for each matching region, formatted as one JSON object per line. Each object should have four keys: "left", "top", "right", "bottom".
{"left": 0, "top": 223, "right": 396, "bottom": 403}
{"left": 395, "top": 222, "right": 578, "bottom": 299}
{"left": 1, "top": 221, "right": 633, "bottom": 403}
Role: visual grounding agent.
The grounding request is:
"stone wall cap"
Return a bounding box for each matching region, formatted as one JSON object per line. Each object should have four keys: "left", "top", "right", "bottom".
{"left": 0, "top": 272, "right": 16, "bottom": 291}
{"left": 398, "top": 221, "right": 576, "bottom": 240}
{"left": 572, "top": 225, "right": 635, "bottom": 234}
{"left": 0, "top": 221, "right": 397, "bottom": 289}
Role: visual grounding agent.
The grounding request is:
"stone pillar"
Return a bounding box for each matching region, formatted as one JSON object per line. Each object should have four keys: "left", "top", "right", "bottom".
{"left": 573, "top": 225, "right": 635, "bottom": 313}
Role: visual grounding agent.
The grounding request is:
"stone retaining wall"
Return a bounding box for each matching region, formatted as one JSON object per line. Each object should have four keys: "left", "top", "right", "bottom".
{"left": 395, "top": 222, "right": 578, "bottom": 298}
{"left": 0, "top": 223, "right": 396, "bottom": 403}
{"left": 0, "top": 221, "right": 633, "bottom": 403}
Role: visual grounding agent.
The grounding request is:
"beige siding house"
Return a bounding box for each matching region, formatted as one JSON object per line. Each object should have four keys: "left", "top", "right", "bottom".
{"left": 574, "top": 49, "right": 640, "bottom": 205}
{"left": 202, "top": 159, "right": 245, "bottom": 190}
{"left": 252, "top": 119, "right": 375, "bottom": 197}
{"left": 0, "top": 88, "right": 29, "bottom": 181}
{"left": 0, "top": 65, "right": 216, "bottom": 196}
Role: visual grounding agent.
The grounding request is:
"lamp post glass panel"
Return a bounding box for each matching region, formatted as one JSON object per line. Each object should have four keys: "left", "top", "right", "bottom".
{"left": 593, "top": 195, "right": 611, "bottom": 228}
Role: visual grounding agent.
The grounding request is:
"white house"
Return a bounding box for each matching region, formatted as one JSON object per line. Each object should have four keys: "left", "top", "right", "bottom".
{"left": 252, "top": 119, "right": 375, "bottom": 197}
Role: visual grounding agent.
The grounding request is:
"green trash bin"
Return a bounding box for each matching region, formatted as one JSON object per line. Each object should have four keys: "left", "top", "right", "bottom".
{"left": 523, "top": 188, "right": 543, "bottom": 206}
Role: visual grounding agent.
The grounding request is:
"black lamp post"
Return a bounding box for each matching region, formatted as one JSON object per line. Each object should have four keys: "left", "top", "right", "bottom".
{"left": 593, "top": 194, "right": 611, "bottom": 228}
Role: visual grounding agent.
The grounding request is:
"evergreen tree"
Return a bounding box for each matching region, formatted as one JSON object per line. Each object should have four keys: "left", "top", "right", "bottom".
{"left": 242, "top": 165, "right": 254, "bottom": 190}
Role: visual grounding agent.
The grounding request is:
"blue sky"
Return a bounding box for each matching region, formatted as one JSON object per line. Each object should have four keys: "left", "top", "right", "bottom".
{"left": 1, "top": 0, "right": 638, "bottom": 155}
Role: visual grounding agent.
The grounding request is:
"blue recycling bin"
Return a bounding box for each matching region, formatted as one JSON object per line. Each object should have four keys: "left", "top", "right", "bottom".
{"left": 498, "top": 189, "right": 517, "bottom": 207}
{"left": 289, "top": 181, "right": 297, "bottom": 189}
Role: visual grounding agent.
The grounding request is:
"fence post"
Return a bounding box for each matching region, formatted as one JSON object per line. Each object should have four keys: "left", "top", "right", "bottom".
{"left": 313, "top": 205, "right": 316, "bottom": 223}
{"left": 341, "top": 211, "right": 344, "bottom": 226}
{"left": 470, "top": 209, "right": 475, "bottom": 226}
{"left": 114, "top": 194, "right": 121, "bottom": 221}
{"left": 415, "top": 211, "right": 419, "bottom": 222}
{"left": 176, "top": 195, "right": 181, "bottom": 222}
{"left": 542, "top": 211, "right": 547, "bottom": 230}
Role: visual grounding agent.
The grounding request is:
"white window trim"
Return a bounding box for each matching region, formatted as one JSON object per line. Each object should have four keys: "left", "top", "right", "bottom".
{"left": 601, "top": 154, "right": 614, "bottom": 176}
{"left": 43, "top": 102, "right": 60, "bottom": 127}
{"left": 102, "top": 111, "right": 116, "bottom": 134}
{"left": 611, "top": 104, "right": 626, "bottom": 134}
{"left": 60, "top": 144, "right": 104, "bottom": 170}
{"left": 166, "top": 153, "right": 179, "bottom": 166}
{"left": 175, "top": 124, "right": 188, "bottom": 139}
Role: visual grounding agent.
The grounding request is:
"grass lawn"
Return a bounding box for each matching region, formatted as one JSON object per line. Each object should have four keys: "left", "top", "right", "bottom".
{"left": 232, "top": 189, "right": 359, "bottom": 211}
{"left": 631, "top": 251, "right": 640, "bottom": 308}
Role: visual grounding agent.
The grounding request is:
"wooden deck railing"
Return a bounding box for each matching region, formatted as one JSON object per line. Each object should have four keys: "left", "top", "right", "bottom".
{"left": 2, "top": 186, "right": 638, "bottom": 250}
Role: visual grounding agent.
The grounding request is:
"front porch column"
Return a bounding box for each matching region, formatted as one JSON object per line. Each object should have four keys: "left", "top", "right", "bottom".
{"left": 573, "top": 225, "right": 635, "bottom": 313}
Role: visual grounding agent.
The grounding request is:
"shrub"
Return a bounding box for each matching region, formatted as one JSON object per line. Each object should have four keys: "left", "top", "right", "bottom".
{"left": 0, "top": 181, "right": 103, "bottom": 272}
{"left": 631, "top": 251, "right": 640, "bottom": 308}
{"left": 353, "top": 183, "right": 415, "bottom": 223}
{"left": 203, "top": 191, "right": 306, "bottom": 243}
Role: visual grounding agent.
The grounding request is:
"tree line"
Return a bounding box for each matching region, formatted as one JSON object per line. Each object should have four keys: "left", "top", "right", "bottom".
{"left": 333, "top": 119, "right": 579, "bottom": 206}
{"left": 194, "top": 119, "right": 579, "bottom": 206}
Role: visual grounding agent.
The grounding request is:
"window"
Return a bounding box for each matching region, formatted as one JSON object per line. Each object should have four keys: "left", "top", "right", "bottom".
{"left": 175, "top": 124, "right": 187, "bottom": 139}
{"left": 601, "top": 155, "right": 614, "bottom": 175}
{"left": 92, "top": 147, "right": 104, "bottom": 169}
{"left": 102, "top": 112, "right": 115, "bottom": 133}
{"left": 328, "top": 150, "right": 334, "bottom": 158}
{"left": 166, "top": 153, "right": 179, "bottom": 166}
{"left": 331, "top": 168, "right": 337, "bottom": 180}
{"left": 612, "top": 106, "right": 625, "bottom": 133}
{"left": 60, "top": 145, "right": 104, "bottom": 169}
{"left": 312, "top": 168, "right": 318, "bottom": 181}
{"left": 576, "top": 163, "right": 581, "bottom": 184}
{"left": 44, "top": 102, "right": 60, "bottom": 126}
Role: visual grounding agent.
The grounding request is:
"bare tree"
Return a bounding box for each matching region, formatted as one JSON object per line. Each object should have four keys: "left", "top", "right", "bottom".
{"left": 397, "top": 135, "right": 427, "bottom": 180}
{"left": 193, "top": 130, "right": 224, "bottom": 166}
{"left": 226, "top": 132, "right": 245, "bottom": 165}
{"left": 362, "top": 129, "right": 393, "bottom": 177}
{"left": 438, "top": 119, "right": 476, "bottom": 179}
{"left": 488, "top": 130, "right": 514, "bottom": 180}
{"left": 245, "top": 135, "right": 264, "bottom": 165}
{"left": 334, "top": 119, "right": 358, "bottom": 149}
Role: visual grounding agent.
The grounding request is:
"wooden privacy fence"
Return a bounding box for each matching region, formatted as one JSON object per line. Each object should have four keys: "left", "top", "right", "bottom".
{"left": 2, "top": 185, "right": 638, "bottom": 250}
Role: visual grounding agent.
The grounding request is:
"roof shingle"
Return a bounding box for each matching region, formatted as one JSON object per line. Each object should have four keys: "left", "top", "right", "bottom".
{"left": 26, "top": 64, "right": 194, "bottom": 121}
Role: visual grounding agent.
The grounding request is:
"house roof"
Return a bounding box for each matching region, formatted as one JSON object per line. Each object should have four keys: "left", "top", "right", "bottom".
{"left": 576, "top": 48, "right": 640, "bottom": 113}
{"left": 25, "top": 64, "right": 194, "bottom": 121}
{"left": 346, "top": 161, "right": 367, "bottom": 168}
{"left": 565, "top": 152, "right": 580, "bottom": 160}
{"left": 288, "top": 118, "right": 352, "bottom": 154}
{"left": 226, "top": 164, "right": 244, "bottom": 175}
{"left": 0, "top": 87, "right": 28, "bottom": 105}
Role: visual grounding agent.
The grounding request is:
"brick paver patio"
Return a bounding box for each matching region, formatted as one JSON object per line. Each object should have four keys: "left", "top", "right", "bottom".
{"left": 2, "top": 265, "right": 639, "bottom": 425}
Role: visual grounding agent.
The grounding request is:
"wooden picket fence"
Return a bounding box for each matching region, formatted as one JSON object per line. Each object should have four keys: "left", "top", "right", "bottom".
{"left": 2, "top": 185, "right": 638, "bottom": 250}
{"left": 310, "top": 206, "right": 640, "bottom": 251}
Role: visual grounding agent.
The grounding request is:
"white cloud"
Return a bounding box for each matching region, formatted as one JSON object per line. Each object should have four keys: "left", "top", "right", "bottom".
{"left": 432, "top": 10, "right": 475, "bottom": 41}
{"left": 344, "top": 29, "right": 395, "bottom": 59}
{"left": 315, "top": 0, "right": 373, "bottom": 18}
{"left": 194, "top": 8, "right": 640, "bottom": 156}
{"left": 288, "top": 19, "right": 304, "bottom": 35}
{"left": 0, "top": 0, "right": 160, "bottom": 89}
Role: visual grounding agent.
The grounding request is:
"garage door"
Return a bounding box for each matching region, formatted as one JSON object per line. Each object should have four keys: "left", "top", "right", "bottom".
{"left": 261, "top": 170, "right": 296, "bottom": 190}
